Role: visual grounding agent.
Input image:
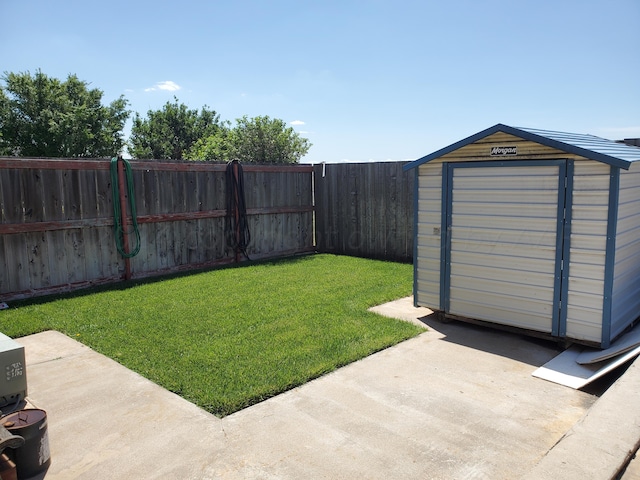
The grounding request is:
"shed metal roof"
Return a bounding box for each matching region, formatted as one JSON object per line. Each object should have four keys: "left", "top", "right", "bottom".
{"left": 403, "top": 124, "right": 640, "bottom": 171}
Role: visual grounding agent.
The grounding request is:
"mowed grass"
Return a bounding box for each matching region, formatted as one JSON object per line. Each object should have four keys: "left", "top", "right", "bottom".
{"left": 0, "top": 254, "right": 423, "bottom": 417}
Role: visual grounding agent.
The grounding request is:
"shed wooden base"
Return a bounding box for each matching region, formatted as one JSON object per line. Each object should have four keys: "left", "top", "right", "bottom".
{"left": 435, "top": 311, "right": 602, "bottom": 349}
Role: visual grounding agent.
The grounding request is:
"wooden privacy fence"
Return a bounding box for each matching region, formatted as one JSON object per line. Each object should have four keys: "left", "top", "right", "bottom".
{"left": 313, "top": 162, "right": 413, "bottom": 262}
{"left": 0, "top": 158, "right": 314, "bottom": 300}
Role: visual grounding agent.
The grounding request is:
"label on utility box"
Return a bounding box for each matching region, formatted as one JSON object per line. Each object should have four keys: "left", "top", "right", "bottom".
{"left": 6, "top": 361, "right": 24, "bottom": 381}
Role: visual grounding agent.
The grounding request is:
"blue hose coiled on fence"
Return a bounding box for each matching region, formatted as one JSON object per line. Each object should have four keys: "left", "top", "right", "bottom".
{"left": 111, "top": 157, "right": 141, "bottom": 258}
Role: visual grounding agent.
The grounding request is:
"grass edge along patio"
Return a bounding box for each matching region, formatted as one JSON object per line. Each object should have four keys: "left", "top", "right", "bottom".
{"left": 0, "top": 254, "right": 424, "bottom": 417}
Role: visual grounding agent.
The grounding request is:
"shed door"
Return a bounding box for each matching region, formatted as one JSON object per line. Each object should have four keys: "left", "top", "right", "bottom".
{"left": 443, "top": 161, "right": 568, "bottom": 334}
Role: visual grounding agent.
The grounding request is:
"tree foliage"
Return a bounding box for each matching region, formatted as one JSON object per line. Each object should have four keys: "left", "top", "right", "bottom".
{"left": 128, "top": 98, "right": 222, "bottom": 160}
{"left": 187, "top": 127, "right": 233, "bottom": 162}
{"left": 231, "top": 115, "right": 311, "bottom": 164}
{"left": 187, "top": 115, "right": 312, "bottom": 164}
{"left": 0, "top": 70, "right": 312, "bottom": 163}
{"left": 0, "top": 70, "right": 129, "bottom": 157}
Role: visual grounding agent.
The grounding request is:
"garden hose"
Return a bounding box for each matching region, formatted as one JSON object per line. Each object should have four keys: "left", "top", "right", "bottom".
{"left": 110, "top": 157, "right": 141, "bottom": 258}
{"left": 225, "top": 160, "right": 251, "bottom": 260}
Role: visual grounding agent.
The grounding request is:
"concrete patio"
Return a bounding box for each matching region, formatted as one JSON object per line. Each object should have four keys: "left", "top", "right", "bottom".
{"left": 12, "top": 297, "right": 640, "bottom": 479}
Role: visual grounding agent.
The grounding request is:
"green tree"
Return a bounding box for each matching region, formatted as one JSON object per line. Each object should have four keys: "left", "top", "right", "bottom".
{"left": 0, "top": 70, "right": 129, "bottom": 157}
{"left": 128, "top": 98, "right": 222, "bottom": 160}
{"left": 230, "top": 115, "right": 311, "bottom": 164}
{"left": 185, "top": 123, "right": 233, "bottom": 162}
{"left": 186, "top": 115, "right": 312, "bottom": 164}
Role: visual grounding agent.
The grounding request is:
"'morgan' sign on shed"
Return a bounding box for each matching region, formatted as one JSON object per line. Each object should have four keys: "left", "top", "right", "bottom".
{"left": 490, "top": 146, "right": 517, "bottom": 156}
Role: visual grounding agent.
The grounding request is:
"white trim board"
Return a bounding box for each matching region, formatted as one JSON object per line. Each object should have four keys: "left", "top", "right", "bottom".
{"left": 576, "top": 325, "right": 640, "bottom": 365}
{"left": 532, "top": 344, "right": 640, "bottom": 389}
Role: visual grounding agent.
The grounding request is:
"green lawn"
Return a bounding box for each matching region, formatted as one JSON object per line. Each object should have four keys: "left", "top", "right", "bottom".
{"left": 0, "top": 254, "right": 424, "bottom": 417}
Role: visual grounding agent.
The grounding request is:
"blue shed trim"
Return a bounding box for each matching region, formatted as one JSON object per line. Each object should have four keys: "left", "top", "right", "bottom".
{"left": 440, "top": 163, "right": 452, "bottom": 310}
{"left": 404, "top": 124, "right": 640, "bottom": 171}
{"left": 411, "top": 168, "right": 419, "bottom": 307}
{"left": 441, "top": 158, "right": 564, "bottom": 170}
{"left": 557, "top": 160, "right": 575, "bottom": 337}
{"left": 549, "top": 160, "right": 569, "bottom": 336}
{"left": 601, "top": 166, "right": 621, "bottom": 348}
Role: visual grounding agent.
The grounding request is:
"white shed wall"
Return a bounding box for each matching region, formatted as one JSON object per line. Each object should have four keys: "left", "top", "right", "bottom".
{"left": 611, "top": 163, "right": 640, "bottom": 338}
{"left": 564, "top": 161, "right": 610, "bottom": 343}
{"left": 415, "top": 163, "right": 442, "bottom": 307}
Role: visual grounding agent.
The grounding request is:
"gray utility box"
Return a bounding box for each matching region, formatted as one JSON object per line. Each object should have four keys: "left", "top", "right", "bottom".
{"left": 0, "top": 333, "right": 27, "bottom": 407}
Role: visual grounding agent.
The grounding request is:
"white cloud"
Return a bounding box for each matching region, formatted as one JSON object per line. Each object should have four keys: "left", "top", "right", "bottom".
{"left": 144, "top": 81, "right": 182, "bottom": 92}
{"left": 594, "top": 126, "right": 640, "bottom": 139}
{"left": 290, "top": 120, "right": 305, "bottom": 126}
{"left": 600, "top": 126, "right": 640, "bottom": 134}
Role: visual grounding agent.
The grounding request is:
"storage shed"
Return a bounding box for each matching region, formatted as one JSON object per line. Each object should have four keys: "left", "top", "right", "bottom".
{"left": 404, "top": 124, "right": 640, "bottom": 348}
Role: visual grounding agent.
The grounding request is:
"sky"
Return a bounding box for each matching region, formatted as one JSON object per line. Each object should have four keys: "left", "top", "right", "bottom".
{"left": 1, "top": 0, "right": 639, "bottom": 163}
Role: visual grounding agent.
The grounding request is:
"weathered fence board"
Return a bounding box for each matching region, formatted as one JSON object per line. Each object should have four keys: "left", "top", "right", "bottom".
{"left": 313, "top": 162, "right": 413, "bottom": 262}
{"left": 1, "top": 158, "right": 314, "bottom": 300}
{"left": 2, "top": 157, "right": 413, "bottom": 301}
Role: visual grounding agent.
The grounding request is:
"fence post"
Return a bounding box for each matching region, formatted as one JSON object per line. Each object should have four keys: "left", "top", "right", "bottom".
{"left": 233, "top": 161, "right": 240, "bottom": 263}
{"left": 116, "top": 155, "right": 132, "bottom": 280}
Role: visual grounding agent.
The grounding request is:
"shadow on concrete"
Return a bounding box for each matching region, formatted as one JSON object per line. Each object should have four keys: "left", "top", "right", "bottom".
{"left": 416, "top": 312, "right": 632, "bottom": 397}
{"left": 417, "top": 312, "right": 566, "bottom": 368}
